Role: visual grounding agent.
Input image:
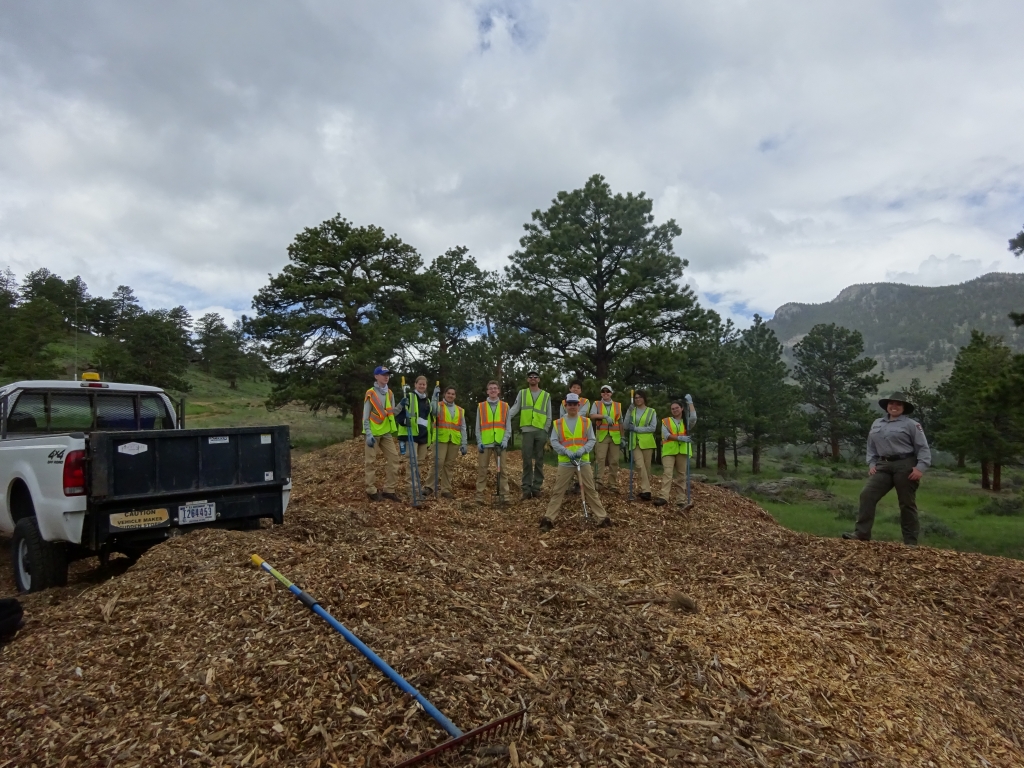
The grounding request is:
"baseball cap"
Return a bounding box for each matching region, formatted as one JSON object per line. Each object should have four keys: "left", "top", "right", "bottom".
{"left": 600, "top": 384, "right": 613, "bottom": 393}
{"left": 373, "top": 366, "right": 391, "bottom": 376}
{"left": 565, "top": 393, "right": 580, "bottom": 404}
{"left": 527, "top": 370, "right": 540, "bottom": 377}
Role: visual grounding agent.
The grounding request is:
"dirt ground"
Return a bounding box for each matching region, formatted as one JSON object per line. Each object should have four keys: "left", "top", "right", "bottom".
{"left": 1, "top": 441, "right": 1023, "bottom": 767}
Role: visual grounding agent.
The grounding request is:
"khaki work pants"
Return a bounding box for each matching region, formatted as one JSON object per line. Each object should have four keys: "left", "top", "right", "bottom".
{"left": 543, "top": 462, "right": 607, "bottom": 524}
{"left": 364, "top": 433, "right": 400, "bottom": 495}
{"left": 659, "top": 453, "right": 689, "bottom": 503}
{"left": 476, "top": 446, "right": 510, "bottom": 503}
{"left": 401, "top": 441, "right": 429, "bottom": 494}
{"left": 426, "top": 441, "right": 461, "bottom": 494}
{"left": 631, "top": 447, "right": 654, "bottom": 494}
{"left": 593, "top": 437, "right": 620, "bottom": 490}
{"left": 856, "top": 457, "right": 920, "bottom": 545}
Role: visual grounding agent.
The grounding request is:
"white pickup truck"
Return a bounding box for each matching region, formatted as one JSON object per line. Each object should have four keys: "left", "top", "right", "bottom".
{"left": 1, "top": 379, "right": 291, "bottom": 592}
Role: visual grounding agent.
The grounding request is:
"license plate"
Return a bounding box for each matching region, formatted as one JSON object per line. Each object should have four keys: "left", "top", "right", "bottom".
{"left": 179, "top": 501, "right": 216, "bottom": 525}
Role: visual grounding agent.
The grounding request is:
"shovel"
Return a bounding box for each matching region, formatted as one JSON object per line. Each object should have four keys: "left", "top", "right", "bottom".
{"left": 571, "top": 458, "right": 589, "bottom": 519}
{"left": 252, "top": 555, "right": 526, "bottom": 767}
{"left": 401, "top": 377, "right": 422, "bottom": 507}
{"left": 679, "top": 394, "right": 695, "bottom": 513}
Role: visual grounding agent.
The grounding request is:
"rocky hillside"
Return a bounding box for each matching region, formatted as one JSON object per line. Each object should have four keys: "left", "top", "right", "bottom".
{"left": 767, "top": 273, "right": 1024, "bottom": 381}
{"left": 2, "top": 442, "right": 1023, "bottom": 766}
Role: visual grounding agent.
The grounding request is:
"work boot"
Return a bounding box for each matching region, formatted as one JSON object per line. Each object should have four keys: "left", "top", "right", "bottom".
{"left": 653, "top": 498, "right": 667, "bottom": 507}
{"left": 640, "top": 492, "right": 652, "bottom": 501}
{"left": 539, "top": 518, "right": 553, "bottom": 532}
{"left": 367, "top": 491, "right": 382, "bottom": 502}
{"left": 441, "top": 492, "right": 454, "bottom": 500}
{"left": 382, "top": 492, "right": 400, "bottom": 502}
{"left": 422, "top": 487, "right": 433, "bottom": 497}
{"left": 521, "top": 491, "right": 533, "bottom": 501}
{"left": 596, "top": 517, "right": 612, "bottom": 528}
{"left": 841, "top": 532, "right": 867, "bottom": 541}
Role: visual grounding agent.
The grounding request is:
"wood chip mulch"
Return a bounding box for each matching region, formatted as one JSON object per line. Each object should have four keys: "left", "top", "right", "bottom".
{"left": 2, "top": 441, "right": 1023, "bottom": 767}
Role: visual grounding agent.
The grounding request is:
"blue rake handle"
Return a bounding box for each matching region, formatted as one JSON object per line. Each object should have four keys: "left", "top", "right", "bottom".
{"left": 251, "top": 555, "right": 461, "bottom": 739}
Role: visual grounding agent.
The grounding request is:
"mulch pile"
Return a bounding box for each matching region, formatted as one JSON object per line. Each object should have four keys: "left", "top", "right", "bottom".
{"left": 2, "top": 441, "right": 1023, "bottom": 767}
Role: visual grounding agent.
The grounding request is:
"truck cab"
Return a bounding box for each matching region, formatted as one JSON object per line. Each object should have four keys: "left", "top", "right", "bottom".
{"left": 1, "top": 379, "right": 290, "bottom": 592}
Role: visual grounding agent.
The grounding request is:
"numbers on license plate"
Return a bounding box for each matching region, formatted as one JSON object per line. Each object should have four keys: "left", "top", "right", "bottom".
{"left": 179, "top": 502, "right": 216, "bottom": 525}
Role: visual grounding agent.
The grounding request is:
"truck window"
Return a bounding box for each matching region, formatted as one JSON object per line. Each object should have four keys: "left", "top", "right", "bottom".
{"left": 7, "top": 393, "right": 46, "bottom": 433}
{"left": 50, "top": 393, "right": 95, "bottom": 431}
{"left": 95, "top": 395, "right": 138, "bottom": 430}
{"left": 140, "top": 395, "right": 174, "bottom": 429}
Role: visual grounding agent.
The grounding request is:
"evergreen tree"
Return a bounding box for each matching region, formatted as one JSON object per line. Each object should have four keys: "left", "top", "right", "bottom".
{"left": 0, "top": 298, "right": 64, "bottom": 381}
{"left": 735, "top": 316, "right": 803, "bottom": 473}
{"left": 793, "top": 323, "right": 885, "bottom": 460}
{"left": 500, "top": 174, "right": 706, "bottom": 380}
{"left": 903, "top": 377, "right": 940, "bottom": 433}
{"left": 97, "top": 310, "right": 192, "bottom": 391}
{"left": 1011, "top": 224, "right": 1024, "bottom": 327}
{"left": 248, "top": 215, "right": 424, "bottom": 435}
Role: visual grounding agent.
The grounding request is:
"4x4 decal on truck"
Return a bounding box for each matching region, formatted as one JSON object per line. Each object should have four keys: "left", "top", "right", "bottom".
{"left": 46, "top": 449, "right": 66, "bottom": 465}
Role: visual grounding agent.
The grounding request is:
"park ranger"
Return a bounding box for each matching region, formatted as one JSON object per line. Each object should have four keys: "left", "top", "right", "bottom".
{"left": 425, "top": 386, "right": 467, "bottom": 499}
{"left": 589, "top": 385, "right": 623, "bottom": 491}
{"left": 654, "top": 398, "right": 697, "bottom": 507}
{"left": 476, "top": 380, "right": 511, "bottom": 506}
{"left": 843, "top": 391, "right": 932, "bottom": 545}
{"left": 506, "top": 370, "right": 551, "bottom": 499}
{"left": 540, "top": 393, "right": 610, "bottom": 531}
{"left": 362, "top": 366, "right": 401, "bottom": 502}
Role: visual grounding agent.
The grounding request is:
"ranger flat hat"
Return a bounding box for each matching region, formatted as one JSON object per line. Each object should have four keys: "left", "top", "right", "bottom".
{"left": 878, "top": 391, "right": 915, "bottom": 415}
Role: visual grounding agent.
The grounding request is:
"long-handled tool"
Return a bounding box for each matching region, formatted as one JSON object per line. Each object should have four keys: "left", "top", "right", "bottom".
{"left": 432, "top": 380, "right": 440, "bottom": 497}
{"left": 680, "top": 394, "right": 695, "bottom": 513}
{"left": 494, "top": 447, "right": 504, "bottom": 507}
{"left": 571, "top": 458, "right": 589, "bottom": 519}
{"left": 251, "top": 555, "right": 526, "bottom": 767}
{"left": 401, "top": 377, "right": 422, "bottom": 507}
{"left": 627, "top": 389, "right": 636, "bottom": 501}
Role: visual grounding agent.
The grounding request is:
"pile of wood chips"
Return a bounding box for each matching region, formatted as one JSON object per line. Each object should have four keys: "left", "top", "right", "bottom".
{"left": 2, "top": 440, "right": 1023, "bottom": 767}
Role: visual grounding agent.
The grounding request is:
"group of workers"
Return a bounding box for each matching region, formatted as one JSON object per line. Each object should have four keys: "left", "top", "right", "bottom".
{"left": 362, "top": 367, "right": 698, "bottom": 530}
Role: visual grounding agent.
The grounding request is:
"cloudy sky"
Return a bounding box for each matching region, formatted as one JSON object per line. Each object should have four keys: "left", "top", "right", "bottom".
{"left": 2, "top": 1, "right": 1023, "bottom": 325}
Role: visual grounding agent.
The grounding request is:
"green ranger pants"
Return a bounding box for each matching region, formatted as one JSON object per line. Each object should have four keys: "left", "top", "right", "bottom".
{"left": 855, "top": 457, "right": 920, "bottom": 545}
{"left": 520, "top": 429, "right": 547, "bottom": 494}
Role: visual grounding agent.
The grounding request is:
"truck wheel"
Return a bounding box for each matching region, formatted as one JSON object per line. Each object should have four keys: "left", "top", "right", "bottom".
{"left": 12, "top": 517, "right": 69, "bottom": 593}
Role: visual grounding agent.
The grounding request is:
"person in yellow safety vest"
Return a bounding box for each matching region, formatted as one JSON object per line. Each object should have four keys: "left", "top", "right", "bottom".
{"left": 623, "top": 390, "right": 658, "bottom": 501}
{"left": 540, "top": 393, "right": 610, "bottom": 531}
{"left": 475, "top": 380, "right": 510, "bottom": 506}
{"left": 588, "top": 384, "right": 622, "bottom": 492}
{"left": 425, "top": 386, "right": 468, "bottom": 498}
{"left": 506, "top": 370, "right": 551, "bottom": 500}
{"left": 654, "top": 397, "right": 698, "bottom": 507}
{"left": 396, "top": 375, "right": 431, "bottom": 498}
{"left": 558, "top": 380, "right": 590, "bottom": 418}
{"left": 363, "top": 366, "right": 401, "bottom": 502}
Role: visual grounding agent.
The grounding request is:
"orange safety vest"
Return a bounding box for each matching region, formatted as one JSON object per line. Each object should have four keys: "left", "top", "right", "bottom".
{"left": 435, "top": 403, "right": 464, "bottom": 445}
{"left": 555, "top": 416, "right": 592, "bottom": 463}
{"left": 477, "top": 400, "right": 509, "bottom": 444}
{"left": 593, "top": 401, "right": 622, "bottom": 444}
{"left": 364, "top": 388, "right": 397, "bottom": 436}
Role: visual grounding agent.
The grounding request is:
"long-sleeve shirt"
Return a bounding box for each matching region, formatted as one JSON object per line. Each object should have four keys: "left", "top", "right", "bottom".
{"left": 506, "top": 388, "right": 551, "bottom": 433}
{"left": 396, "top": 392, "right": 431, "bottom": 444}
{"left": 623, "top": 406, "right": 657, "bottom": 434}
{"left": 436, "top": 401, "right": 468, "bottom": 445}
{"left": 549, "top": 416, "right": 597, "bottom": 463}
{"left": 661, "top": 407, "right": 698, "bottom": 440}
{"left": 476, "top": 398, "right": 507, "bottom": 447}
{"left": 362, "top": 384, "right": 394, "bottom": 435}
{"left": 866, "top": 415, "right": 932, "bottom": 473}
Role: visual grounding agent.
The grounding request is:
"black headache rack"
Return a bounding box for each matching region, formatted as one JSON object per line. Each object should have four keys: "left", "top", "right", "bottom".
{"left": 83, "top": 425, "right": 291, "bottom": 551}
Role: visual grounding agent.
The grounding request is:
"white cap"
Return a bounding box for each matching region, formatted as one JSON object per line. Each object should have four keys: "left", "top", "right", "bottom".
{"left": 565, "top": 393, "right": 580, "bottom": 404}
{"left": 600, "top": 384, "right": 613, "bottom": 393}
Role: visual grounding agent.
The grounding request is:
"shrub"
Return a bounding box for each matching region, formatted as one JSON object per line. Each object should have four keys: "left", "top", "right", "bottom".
{"left": 809, "top": 473, "right": 835, "bottom": 494}
{"left": 780, "top": 462, "right": 802, "bottom": 473}
{"left": 885, "top": 512, "right": 959, "bottom": 538}
{"left": 830, "top": 499, "right": 857, "bottom": 520}
{"left": 977, "top": 496, "right": 1024, "bottom": 517}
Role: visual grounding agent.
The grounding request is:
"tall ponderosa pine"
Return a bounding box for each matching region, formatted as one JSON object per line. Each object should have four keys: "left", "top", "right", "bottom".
{"left": 97, "top": 309, "right": 193, "bottom": 391}
{"left": 735, "top": 316, "right": 803, "bottom": 473}
{"left": 248, "top": 216, "right": 423, "bottom": 436}
{"left": 1011, "top": 224, "right": 1024, "bottom": 327}
{"left": 501, "top": 174, "right": 705, "bottom": 380}
{"left": 793, "top": 323, "right": 885, "bottom": 460}
{"left": 935, "top": 332, "right": 1024, "bottom": 491}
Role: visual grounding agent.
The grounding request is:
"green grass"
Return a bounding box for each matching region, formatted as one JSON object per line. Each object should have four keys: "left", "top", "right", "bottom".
{"left": 708, "top": 456, "right": 1024, "bottom": 560}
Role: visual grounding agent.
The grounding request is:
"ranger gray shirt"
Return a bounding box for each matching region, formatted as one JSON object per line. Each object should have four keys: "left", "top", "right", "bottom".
{"left": 866, "top": 414, "right": 932, "bottom": 473}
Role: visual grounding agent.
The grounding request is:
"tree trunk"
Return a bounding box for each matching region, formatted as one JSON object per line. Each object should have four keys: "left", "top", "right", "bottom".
{"left": 957, "top": 452, "right": 965, "bottom": 468}
{"left": 717, "top": 436, "right": 727, "bottom": 475}
{"left": 752, "top": 443, "right": 761, "bottom": 474}
{"left": 981, "top": 460, "right": 990, "bottom": 490}
{"left": 830, "top": 434, "right": 840, "bottom": 461}
{"left": 993, "top": 462, "right": 1002, "bottom": 493}
{"left": 733, "top": 429, "right": 739, "bottom": 469}
{"left": 351, "top": 401, "right": 362, "bottom": 439}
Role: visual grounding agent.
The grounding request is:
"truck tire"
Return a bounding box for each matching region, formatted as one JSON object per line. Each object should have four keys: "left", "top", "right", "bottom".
{"left": 12, "top": 517, "right": 69, "bottom": 593}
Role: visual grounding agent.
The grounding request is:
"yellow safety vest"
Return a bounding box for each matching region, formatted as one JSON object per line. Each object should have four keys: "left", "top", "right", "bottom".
{"left": 555, "top": 417, "right": 592, "bottom": 463}
{"left": 435, "top": 403, "right": 464, "bottom": 445}
{"left": 661, "top": 417, "right": 691, "bottom": 456}
{"left": 518, "top": 389, "right": 550, "bottom": 429}
{"left": 629, "top": 407, "right": 656, "bottom": 450}
{"left": 364, "top": 388, "right": 397, "bottom": 437}
{"left": 594, "top": 401, "right": 622, "bottom": 444}
{"left": 477, "top": 401, "right": 508, "bottom": 444}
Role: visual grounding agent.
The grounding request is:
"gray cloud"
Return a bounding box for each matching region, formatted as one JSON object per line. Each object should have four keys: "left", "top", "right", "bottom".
{"left": 1, "top": 1, "right": 1023, "bottom": 324}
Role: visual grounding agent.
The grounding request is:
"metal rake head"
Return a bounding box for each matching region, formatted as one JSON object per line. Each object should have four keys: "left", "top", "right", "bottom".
{"left": 393, "top": 708, "right": 527, "bottom": 767}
